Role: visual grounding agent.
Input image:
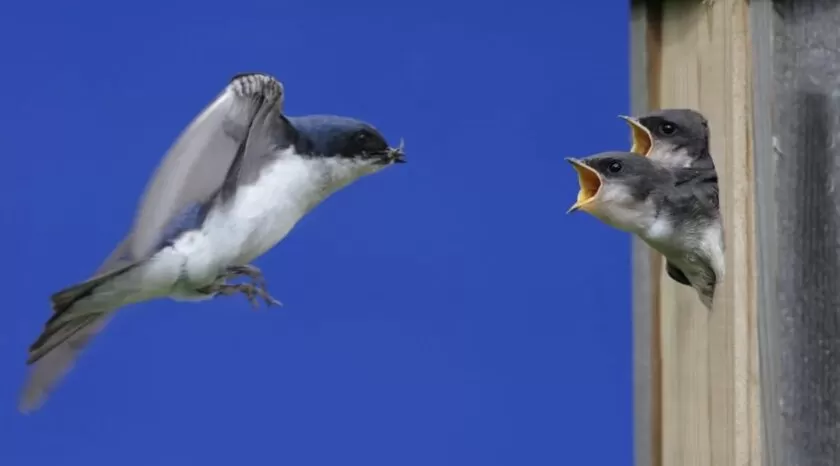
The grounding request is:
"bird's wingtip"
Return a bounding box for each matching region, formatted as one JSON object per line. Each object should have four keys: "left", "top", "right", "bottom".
{"left": 18, "top": 381, "right": 47, "bottom": 414}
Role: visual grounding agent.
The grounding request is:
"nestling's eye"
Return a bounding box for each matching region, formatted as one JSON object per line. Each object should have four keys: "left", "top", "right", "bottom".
{"left": 607, "top": 161, "right": 622, "bottom": 173}
{"left": 659, "top": 122, "right": 677, "bottom": 135}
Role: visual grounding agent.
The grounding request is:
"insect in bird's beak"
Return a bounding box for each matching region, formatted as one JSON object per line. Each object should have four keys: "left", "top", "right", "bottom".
{"left": 389, "top": 138, "right": 407, "bottom": 164}
{"left": 565, "top": 158, "right": 603, "bottom": 214}
{"left": 618, "top": 115, "right": 653, "bottom": 157}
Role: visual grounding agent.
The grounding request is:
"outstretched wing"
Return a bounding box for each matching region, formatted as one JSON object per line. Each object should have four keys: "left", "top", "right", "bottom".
{"left": 127, "top": 72, "right": 290, "bottom": 261}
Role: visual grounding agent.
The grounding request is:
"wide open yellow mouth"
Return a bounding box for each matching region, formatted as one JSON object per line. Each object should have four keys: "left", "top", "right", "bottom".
{"left": 618, "top": 115, "right": 653, "bottom": 156}
{"left": 565, "top": 158, "right": 603, "bottom": 213}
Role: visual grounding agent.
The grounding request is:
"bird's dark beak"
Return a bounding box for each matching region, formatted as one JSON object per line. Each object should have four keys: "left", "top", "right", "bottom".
{"left": 618, "top": 115, "right": 653, "bottom": 157}
{"left": 388, "top": 138, "right": 406, "bottom": 164}
{"left": 565, "top": 158, "right": 603, "bottom": 214}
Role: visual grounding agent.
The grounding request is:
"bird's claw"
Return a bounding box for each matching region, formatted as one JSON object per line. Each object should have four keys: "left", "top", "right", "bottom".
{"left": 212, "top": 265, "right": 283, "bottom": 308}
{"left": 212, "top": 283, "right": 282, "bottom": 309}
{"left": 225, "top": 265, "right": 267, "bottom": 286}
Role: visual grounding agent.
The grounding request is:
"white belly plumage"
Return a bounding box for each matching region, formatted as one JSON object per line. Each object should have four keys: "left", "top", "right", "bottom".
{"left": 142, "top": 152, "right": 331, "bottom": 300}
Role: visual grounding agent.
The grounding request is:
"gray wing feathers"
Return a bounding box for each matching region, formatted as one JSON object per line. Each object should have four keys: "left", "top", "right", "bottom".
{"left": 673, "top": 169, "right": 719, "bottom": 212}
{"left": 223, "top": 89, "right": 294, "bottom": 196}
{"left": 130, "top": 73, "right": 286, "bottom": 259}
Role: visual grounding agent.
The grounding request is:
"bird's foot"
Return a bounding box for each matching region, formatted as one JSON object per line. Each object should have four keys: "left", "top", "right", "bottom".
{"left": 224, "top": 265, "right": 267, "bottom": 288}
{"left": 209, "top": 283, "right": 282, "bottom": 309}
{"left": 223, "top": 264, "right": 282, "bottom": 307}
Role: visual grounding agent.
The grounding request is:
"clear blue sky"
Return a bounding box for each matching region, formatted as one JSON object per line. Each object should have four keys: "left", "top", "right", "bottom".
{"left": 2, "top": 1, "right": 633, "bottom": 464}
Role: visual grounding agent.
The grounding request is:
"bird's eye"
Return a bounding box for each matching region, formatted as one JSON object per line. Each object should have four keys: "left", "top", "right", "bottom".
{"left": 659, "top": 122, "right": 677, "bottom": 135}
{"left": 353, "top": 130, "right": 387, "bottom": 154}
{"left": 607, "top": 161, "right": 622, "bottom": 173}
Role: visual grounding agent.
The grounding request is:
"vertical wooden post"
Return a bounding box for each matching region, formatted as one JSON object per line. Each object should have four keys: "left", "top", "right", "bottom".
{"left": 630, "top": 0, "right": 762, "bottom": 464}
{"left": 748, "top": 1, "right": 779, "bottom": 464}
{"left": 759, "top": 1, "right": 840, "bottom": 464}
{"left": 629, "top": 2, "right": 661, "bottom": 466}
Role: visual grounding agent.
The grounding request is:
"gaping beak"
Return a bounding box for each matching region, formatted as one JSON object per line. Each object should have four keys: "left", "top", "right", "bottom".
{"left": 618, "top": 115, "right": 652, "bottom": 157}
{"left": 565, "top": 158, "right": 603, "bottom": 214}
{"left": 388, "top": 138, "right": 407, "bottom": 164}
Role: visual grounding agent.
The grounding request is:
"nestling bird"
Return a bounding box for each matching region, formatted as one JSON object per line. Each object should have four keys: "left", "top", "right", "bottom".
{"left": 21, "top": 73, "right": 406, "bottom": 412}
{"left": 618, "top": 108, "right": 716, "bottom": 170}
{"left": 618, "top": 108, "right": 719, "bottom": 287}
{"left": 566, "top": 151, "right": 723, "bottom": 310}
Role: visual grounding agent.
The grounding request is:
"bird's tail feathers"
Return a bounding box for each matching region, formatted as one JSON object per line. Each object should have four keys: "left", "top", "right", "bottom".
{"left": 49, "top": 263, "right": 135, "bottom": 316}
{"left": 20, "top": 313, "right": 114, "bottom": 413}
{"left": 20, "top": 264, "right": 137, "bottom": 413}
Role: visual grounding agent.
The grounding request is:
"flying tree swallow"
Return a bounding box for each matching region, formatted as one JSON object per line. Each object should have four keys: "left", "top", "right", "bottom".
{"left": 565, "top": 151, "right": 723, "bottom": 310}
{"left": 618, "top": 108, "right": 715, "bottom": 170}
{"left": 21, "top": 72, "right": 406, "bottom": 412}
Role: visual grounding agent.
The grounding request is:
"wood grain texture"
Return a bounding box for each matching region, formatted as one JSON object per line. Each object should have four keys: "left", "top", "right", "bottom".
{"left": 631, "top": 0, "right": 762, "bottom": 464}
{"left": 767, "top": 1, "right": 840, "bottom": 464}
{"left": 629, "top": 3, "right": 658, "bottom": 466}
{"left": 747, "top": 1, "right": 779, "bottom": 465}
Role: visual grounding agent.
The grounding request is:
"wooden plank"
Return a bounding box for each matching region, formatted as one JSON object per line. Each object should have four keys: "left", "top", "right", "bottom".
{"left": 639, "top": 0, "right": 762, "bottom": 464}
{"left": 629, "top": 2, "right": 658, "bottom": 465}
{"left": 747, "top": 1, "right": 780, "bottom": 465}
{"left": 766, "top": 1, "right": 840, "bottom": 464}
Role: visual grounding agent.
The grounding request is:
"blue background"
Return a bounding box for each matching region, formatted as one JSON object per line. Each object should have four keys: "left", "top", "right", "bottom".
{"left": 1, "top": 1, "right": 633, "bottom": 465}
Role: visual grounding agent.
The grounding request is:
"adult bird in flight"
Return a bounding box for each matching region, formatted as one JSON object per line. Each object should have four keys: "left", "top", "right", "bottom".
{"left": 21, "top": 72, "right": 406, "bottom": 412}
